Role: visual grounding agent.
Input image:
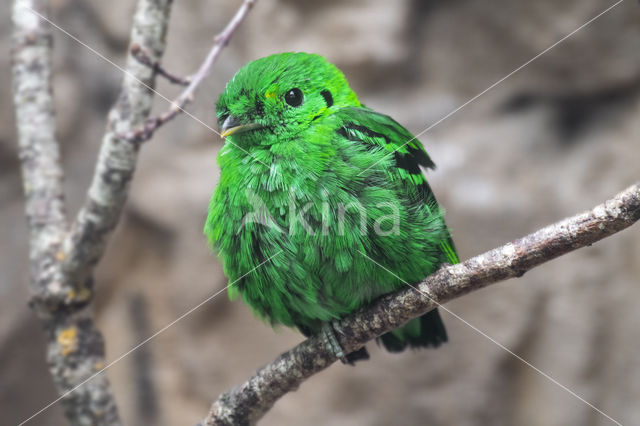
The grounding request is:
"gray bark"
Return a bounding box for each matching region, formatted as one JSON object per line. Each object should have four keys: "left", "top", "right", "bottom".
{"left": 60, "top": 0, "right": 174, "bottom": 301}
{"left": 11, "top": 0, "right": 173, "bottom": 424}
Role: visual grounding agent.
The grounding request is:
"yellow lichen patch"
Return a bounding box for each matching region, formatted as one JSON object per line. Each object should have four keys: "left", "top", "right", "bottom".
{"left": 57, "top": 326, "right": 78, "bottom": 356}
{"left": 66, "top": 287, "right": 91, "bottom": 304}
{"left": 76, "top": 287, "right": 91, "bottom": 302}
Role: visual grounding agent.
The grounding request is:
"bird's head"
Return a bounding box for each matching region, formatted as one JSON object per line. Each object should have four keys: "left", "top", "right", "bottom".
{"left": 216, "top": 52, "right": 360, "bottom": 145}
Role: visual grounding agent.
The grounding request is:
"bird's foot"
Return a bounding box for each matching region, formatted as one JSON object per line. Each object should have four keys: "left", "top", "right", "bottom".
{"left": 321, "top": 322, "right": 347, "bottom": 363}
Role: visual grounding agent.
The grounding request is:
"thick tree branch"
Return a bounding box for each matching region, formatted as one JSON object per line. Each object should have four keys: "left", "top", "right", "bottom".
{"left": 11, "top": 0, "right": 128, "bottom": 425}
{"left": 12, "top": 0, "right": 67, "bottom": 250}
{"left": 59, "top": 0, "right": 174, "bottom": 295}
{"left": 204, "top": 182, "right": 640, "bottom": 426}
{"left": 125, "top": 0, "right": 257, "bottom": 142}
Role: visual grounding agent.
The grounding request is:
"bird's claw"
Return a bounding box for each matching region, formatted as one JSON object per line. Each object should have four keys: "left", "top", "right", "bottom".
{"left": 321, "top": 321, "right": 347, "bottom": 363}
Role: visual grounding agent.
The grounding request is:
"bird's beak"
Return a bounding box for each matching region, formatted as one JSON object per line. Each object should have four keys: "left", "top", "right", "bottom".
{"left": 220, "top": 115, "right": 263, "bottom": 138}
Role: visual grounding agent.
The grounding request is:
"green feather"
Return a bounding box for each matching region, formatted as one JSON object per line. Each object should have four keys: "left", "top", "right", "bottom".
{"left": 205, "top": 52, "right": 457, "bottom": 355}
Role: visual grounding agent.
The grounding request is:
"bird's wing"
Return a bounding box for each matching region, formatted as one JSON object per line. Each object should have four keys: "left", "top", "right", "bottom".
{"left": 335, "top": 106, "right": 435, "bottom": 171}
{"left": 334, "top": 106, "right": 459, "bottom": 264}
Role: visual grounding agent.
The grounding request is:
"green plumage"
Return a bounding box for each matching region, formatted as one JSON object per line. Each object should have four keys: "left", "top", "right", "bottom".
{"left": 205, "top": 52, "right": 457, "bottom": 357}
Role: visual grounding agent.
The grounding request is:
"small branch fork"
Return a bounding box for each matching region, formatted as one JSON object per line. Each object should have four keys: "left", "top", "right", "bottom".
{"left": 203, "top": 182, "right": 640, "bottom": 426}
{"left": 125, "top": 0, "right": 257, "bottom": 143}
{"left": 130, "top": 44, "right": 190, "bottom": 86}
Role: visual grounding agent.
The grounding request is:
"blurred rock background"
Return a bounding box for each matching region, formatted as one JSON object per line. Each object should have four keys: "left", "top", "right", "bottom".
{"left": 2, "top": 0, "right": 639, "bottom": 425}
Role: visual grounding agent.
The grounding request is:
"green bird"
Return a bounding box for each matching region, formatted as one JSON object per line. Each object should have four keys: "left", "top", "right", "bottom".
{"left": 205, "top": 52, "right": 458, "bottom": 363}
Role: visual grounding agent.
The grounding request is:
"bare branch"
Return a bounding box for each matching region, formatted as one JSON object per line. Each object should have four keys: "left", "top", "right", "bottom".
{"left": 12, "top": 0, "right": 67, "bottom": 245}
{"left": 11, "top": 0, "right": 126, "bottom": 424}
{"left": 204, "top": 182, "right": 640, "bottom": 426}
{"left": 124, "top": 0, "right": 258, "bottom": 143}
{"left": 59, "top": 0, "right": 174, "bottom": 294}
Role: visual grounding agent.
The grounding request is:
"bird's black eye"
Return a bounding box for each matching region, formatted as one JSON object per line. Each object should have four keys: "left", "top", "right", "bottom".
{"left": 284, "top": 88, "right": 304, "bottom": 107}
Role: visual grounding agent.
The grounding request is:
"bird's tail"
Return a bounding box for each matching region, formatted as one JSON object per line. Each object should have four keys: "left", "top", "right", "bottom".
{"left": 377, "top": 308, "right": 448, "bottom": 352}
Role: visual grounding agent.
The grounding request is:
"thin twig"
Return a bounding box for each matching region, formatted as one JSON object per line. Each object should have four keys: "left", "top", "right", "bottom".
{"left": 124, "top": 0, "right": 257, "bottom": 142}
{"left": 131, "top": 43, "right": 190, "bottom": 85}
{"left": 203, "top": 182, "right": 640, "bottom": 426}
